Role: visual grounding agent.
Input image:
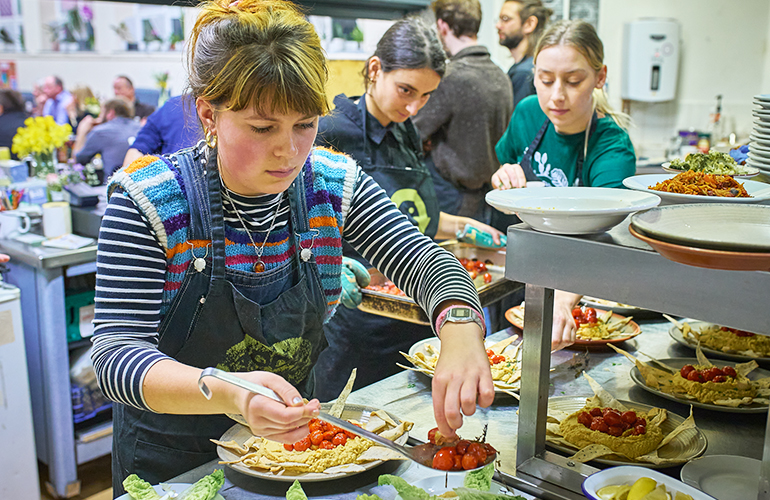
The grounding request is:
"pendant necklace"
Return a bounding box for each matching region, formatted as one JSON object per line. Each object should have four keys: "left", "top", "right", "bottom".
{"left": 223, "top": 187, "right": 284, "bottom": 273}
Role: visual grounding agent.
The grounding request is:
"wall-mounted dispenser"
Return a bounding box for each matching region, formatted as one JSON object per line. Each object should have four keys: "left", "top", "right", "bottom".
{"left": 621, "top": 18, "right": 680, "bottom": 102}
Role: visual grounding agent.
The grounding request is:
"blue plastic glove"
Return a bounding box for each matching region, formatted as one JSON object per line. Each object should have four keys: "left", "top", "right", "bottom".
{"left": 456, "top": 224, "right": 507, "bottom": 249}
{"left": 340, "top": 257, "right": 371, "bottom": 309}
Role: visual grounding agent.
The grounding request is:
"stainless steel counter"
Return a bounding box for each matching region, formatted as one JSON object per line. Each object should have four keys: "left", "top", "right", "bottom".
{"left": 0, "top": 237, "right": 96, "bottom": 269}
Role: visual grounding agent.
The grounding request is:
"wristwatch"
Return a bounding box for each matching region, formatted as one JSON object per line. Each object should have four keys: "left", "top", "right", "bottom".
{"left": 435, "top": 305, "right": 486, "bottom": 336}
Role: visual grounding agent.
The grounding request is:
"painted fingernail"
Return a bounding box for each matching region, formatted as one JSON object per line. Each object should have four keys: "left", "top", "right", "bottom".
{"left": 312, "top": 408, "right": 320, "bottom": 416}
{"left": 292, "top": 396, "right": 303, "bottom": 405}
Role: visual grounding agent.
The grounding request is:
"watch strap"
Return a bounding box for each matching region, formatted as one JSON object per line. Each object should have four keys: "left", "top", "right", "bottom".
{"left": 435, "top": 305, "right": 486, "bottom": 337}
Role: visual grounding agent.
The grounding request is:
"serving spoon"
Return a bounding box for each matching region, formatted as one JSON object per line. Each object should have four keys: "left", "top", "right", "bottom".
{"left": 197, "top": 367, "right": 495, "bottom": 470}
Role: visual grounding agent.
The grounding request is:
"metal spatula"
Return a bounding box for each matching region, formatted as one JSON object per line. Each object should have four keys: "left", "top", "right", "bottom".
{"left": 197, "top": 367, "right": 442, "bottom": 467}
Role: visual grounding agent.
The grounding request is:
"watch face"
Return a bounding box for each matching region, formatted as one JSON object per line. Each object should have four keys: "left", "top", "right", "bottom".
{"left": 449, "top": 307, "right": 471, "bottom": 319}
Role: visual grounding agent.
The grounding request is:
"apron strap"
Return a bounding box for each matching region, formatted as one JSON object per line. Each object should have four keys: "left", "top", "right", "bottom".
{"left": 574, "top": 111, "right": 599, "bottom": 187}
{"left": 205, "top": 149, "right": 228, "bottom": 279}
{"left": 176, "top": 145, "right": 211, "bottom": 241}
{"left": 519, "top": 119, "right": 550, "bottom": 182}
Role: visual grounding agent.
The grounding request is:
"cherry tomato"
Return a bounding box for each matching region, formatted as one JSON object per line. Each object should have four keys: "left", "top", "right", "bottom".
{"left": 323, "top": 430, "right": 336, "bottom": 441}
{"left": 571, "top": 308, "right": 583, "bottom": 319}
{"left": 607, "top": 425, "right": 624, "bottom": 437}
{"left": 577, "top": 412, "right": 592, "bottom": 427}
{"left": 462, "top": 453, "right": 479, "bottom": 470}
{"left": 456, "top": 440, "right": 471, "bottom": 455}
{"left": 589, "top": 407, "right": 603, "bottom": 417}
{"left": 427, "top": 427, "right": 438, "bottom": 445}
{"left": 452, "top": 455, "right": 463, "bottom": 471}
{"left": 603, "top": 410, "right": 622, "bottom": 427}
{"left": 483, "top": 272, "right": 493, "bottom": 284}
{"left": 319, "top": 440, "right": 335, "bottom": 450}
{"left": 723, "top": 366, "right": 737, "bottom": 378}
{"left": 687, "top": 370, "right": 703, "bottom": 382}
{"left": 293, "top": 437, "right": 311, "bottom": 452}
{"left": 491, "top": 355, "right": 505, "bottom": 364}
{"left": 584, "top": 308, "right": 597, "bottom": 323}
{"left": 486, "top": 349, "right": 495, "bottom": 357}
{"left": 476, "top": 262, "right": 487, "bottom": 273}
{"left": 432, "top": 449, "right": 454, "bottom": 471}
{"left": 703, "top": 367, "right": 721, "bottom": 381}
{"left": 469, "top": 271, "right": 478, "bottom": 279}
{"left": 713, "top": 375, "right": 726, "bottom": 383}
{"left": 310, "top": 430, "right": 324, "bottom": 446}
{"left": 466, "top": 442, "right": 487, "bottom": 463}
{"left": 283, "top": 443, "right": 294, "bottom": 451}
{"left": 483, "top": 443, "right": 497, "bottom": 456}
{"left": 440, "top": 446, "right": 457, "bottom": 457}
{"left": 590, "top": 417, "right": 609, "bottom": 433}
{"left": 635, "top": 418, "right": 647, "bottom": 427}
{"left": 634, "top": 424, "right": 646, "bottom": 435}
{"left": 332, "top": 433, "right": 348, "bottom": 446}
{"left": 621, "top": 411, "right": 637, "bottom": 424}
{"left": 680, "top": 365, "right": 695, "bottom": 378}
{"left": 459, "top": 258, "right": 469, "bottom": 268}
{"left": 308, "top": 420, "right": 323, "bottom": 433}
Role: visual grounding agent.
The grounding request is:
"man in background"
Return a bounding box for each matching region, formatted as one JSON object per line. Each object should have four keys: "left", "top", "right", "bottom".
{"left": 41, "top": 75, "right": 72, "bottom": 125}
{"left": 113, "top": 75, "right": 156, "bottom": 121}
{"left": 496, "top": 0, "right": 552, "bottom": 107}
{"left": 412, "top": 0, "right": 513, "bottom": 221}
{"left": 123, "top": 94, "right": 202, "bottom": 165}
{"left": 73, "top": 98, "right": 141, "bottom": 182}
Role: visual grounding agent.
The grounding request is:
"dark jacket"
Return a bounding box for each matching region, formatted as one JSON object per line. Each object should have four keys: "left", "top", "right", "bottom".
{"left": 412, "top": 45, "right": 513, "bottom": 191}
{"left": 508, "top": 55, "right": 536, "bottom": 109}
{"left": 0, "top": 110, "right": 29, "bottom": 159}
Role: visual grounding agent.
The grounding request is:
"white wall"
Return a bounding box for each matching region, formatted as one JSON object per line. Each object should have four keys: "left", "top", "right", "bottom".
{"left": 598, "top": 0, "right": 770, "bottom": 156}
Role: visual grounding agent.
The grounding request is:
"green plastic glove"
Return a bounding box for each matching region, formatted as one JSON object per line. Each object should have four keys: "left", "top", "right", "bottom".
{"left": 340, "top": 257, "right": 371, "bottom": 309}
{"left": 456, "top": 223, "right": 507, "bottom": 248}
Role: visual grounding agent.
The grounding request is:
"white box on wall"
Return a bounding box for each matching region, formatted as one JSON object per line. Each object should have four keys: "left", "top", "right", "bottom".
{"left": 621, "top": 18, "right": 680, "bottom": 102}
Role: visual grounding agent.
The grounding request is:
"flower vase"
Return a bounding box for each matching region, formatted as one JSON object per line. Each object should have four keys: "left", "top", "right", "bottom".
{"left": 158, "top": 88, "right": 170, "bottom": 108}
{"left": 32, "top": 150, "right": 57, "bottom": 178}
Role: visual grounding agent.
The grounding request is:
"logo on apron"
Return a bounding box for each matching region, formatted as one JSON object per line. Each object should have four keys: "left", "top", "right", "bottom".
{"left": 390, "top": 188, "right": 430, "bottom": 234}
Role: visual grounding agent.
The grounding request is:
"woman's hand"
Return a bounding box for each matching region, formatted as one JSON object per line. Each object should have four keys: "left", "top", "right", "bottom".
{"left": 492, "top": 163, "right": 527, "bottom": 190}
{"left": 234, "top": 371, "right": 320, "bottom": 443}
{"left": 461, "top": 219, "right": 504, "bottom": 247}
{"left": 551, "top": 291, "right": 580, "bottom": 351}
{"left": 437, "top": 213, "right": 504, "bottom": 246}
{"left": 431, "top": 323, "right": 495, "bottom": 438}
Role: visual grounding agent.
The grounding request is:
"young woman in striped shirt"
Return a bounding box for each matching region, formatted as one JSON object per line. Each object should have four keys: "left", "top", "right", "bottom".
{"left": 92, "top": 0, "right": 495, "bottom": 491}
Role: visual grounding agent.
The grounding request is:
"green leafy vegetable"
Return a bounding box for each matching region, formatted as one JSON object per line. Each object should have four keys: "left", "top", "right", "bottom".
{"left": 463, "top": 462, "right": 495, "bottom": 491}
{"left": 123, "top": 474, "right": 162, "bottom": 500}
{"left": 178, "top": 469, "right": 225, "bottom": 500}
{"left": 286, "top": 480, "right": 308, "bottom": 500}
{"left": 378, "top": 475, "right": 430, "bottom": 500}
{"left": 356, "top": 494, "right": 384, "bottom": 500}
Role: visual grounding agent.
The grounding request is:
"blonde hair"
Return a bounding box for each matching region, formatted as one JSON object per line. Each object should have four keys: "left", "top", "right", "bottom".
{"left": 71, "top": 85, "right": 95, "bottom": 113}
{"left": 188, "top": 0, "right": 330, "bottom": 117}
{"left": 534, "top": 20, "right": 630, "bottom": 130}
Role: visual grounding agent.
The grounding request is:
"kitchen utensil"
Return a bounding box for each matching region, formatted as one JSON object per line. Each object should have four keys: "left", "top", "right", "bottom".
{"left": 198, "top": 367, "right": 487, "bottom": 469}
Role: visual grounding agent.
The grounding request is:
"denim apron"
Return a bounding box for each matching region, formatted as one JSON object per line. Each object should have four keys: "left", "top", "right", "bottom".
{"left": 111, "top": 149, "right": 328, "bottom": 494}
{"left": 312, "top": 96, "right": 439, "bottom": 402}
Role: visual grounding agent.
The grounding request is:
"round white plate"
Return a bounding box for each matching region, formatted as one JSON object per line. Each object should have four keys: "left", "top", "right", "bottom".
{"left": 750, "top": 142, "right": 770, "bottom": 154}
{"left": 485, "top": 187, "right": 661, "bottom": 235}
{"left": 406, "top": 337, "right": 521, "bottom": 394}
{"left": 680, "top": 455, "right": 760, "bottom": 500}
{"left": 116, "top": 483, "right": 225, "bottom": 500}
{"left": 749, "top": 148, "right": 770, "bottom": 160}
{"left": 216, "top": 404, "right": 409, "bottom": 482}
{"left": 546, "top": 396, "right": 707, "bottom": 468}
{"left": 583, "top": 465, "right": 714, "bottom": 500}
{"left": 668, "top": 321, "right": 770, "bottom": 363}
{"left": 630, "top": 204, "right": 770, "bottom": 252}
{"left": 660, "top": 162, "right": 759, "bottom": 177}
{"left": 622, "top": 174, "right": 770, "bottom": 205}
{"left": 748, "top": 152, "right": 770, "bottom": 164}
{"left": 751, "top": 135, "right": 770, "bottom": 147}
{"left": 752, "top": 129, "right": 770, "bottom": 140}
{"left": 629, "top": 358, "right": 770, "bottom": 413}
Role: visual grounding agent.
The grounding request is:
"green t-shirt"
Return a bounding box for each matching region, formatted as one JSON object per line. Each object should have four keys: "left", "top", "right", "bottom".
{"left": 495, "top": 95, "right": 636, "bottom": 187}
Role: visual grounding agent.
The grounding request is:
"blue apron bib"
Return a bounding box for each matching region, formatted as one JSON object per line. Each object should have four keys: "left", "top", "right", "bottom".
{"left": 111, "top": 149, "right": 328, "bottom": 494}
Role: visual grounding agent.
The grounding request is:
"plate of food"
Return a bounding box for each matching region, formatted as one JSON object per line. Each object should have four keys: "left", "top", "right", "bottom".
{"left": 661, "top": 151, "right": 759, "bottom": 177}
{"left": 680, "top": 454, "right": 761, "bottom": 500}
{"left": 214, "top": 402, "right": 411, "bottom": 481}
{"left": 668, "top": 320, "right": 770, "bottom": 363}
{"left": 118, "top": 471, "right": 226, "bottom": 500}
{"left": 546, "top": 373, "right": 706, "bottom": 468}
{"left": 622, "top": 172, "right": 770, "bottom": 205}
{"left": 579, "top": 296, "right": 657, "bottom": 318}
{"left": 611, "top": 345, "right": 770, "bottom": 413}
{"left": 400, "top": 336, "right": 521, "bottom": 398}
{"left": 505, "top": 304, "right": 641, "bottom": 346}
{"left": 583, "top": 466, "right": 713, "bottom": 500}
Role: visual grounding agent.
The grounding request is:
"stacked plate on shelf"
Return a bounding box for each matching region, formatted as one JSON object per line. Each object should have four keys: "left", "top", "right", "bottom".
{"left": 628, "top": 203, "right": 770, "bottom": 272}
{"left": 749, "top": 93, "right": 770, "bottom": 173}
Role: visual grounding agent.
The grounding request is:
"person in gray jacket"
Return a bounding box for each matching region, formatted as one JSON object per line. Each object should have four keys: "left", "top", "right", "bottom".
{"left": 413, "top": 0, "right": 513, "bottom": 221}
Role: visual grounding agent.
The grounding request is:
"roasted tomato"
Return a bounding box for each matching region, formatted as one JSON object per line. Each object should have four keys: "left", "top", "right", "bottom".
{"left": 432, "top": 448, "right": 454, "bottom": 471}
{"left": 461, "top": 453, "right": 479, "bottom": 470}
{"left": 427, "top": 427, "right": 438, "bottom": 445}
{"left": 723, "top": 366, "right": 737, "bottom": 378}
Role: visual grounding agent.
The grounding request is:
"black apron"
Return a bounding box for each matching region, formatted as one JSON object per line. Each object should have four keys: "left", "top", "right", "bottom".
{"left": 312, "top": 95, "right": 440, "bottom": 402}
{"left": 111, "top": 149, "right": 328, "bottom": 495}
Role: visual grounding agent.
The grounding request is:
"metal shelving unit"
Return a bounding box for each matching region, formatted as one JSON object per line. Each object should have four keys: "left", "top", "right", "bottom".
{"left": 503, "top": 219, "right": 770, "bottom": 500}
{"left": 0, "top": 239, "right": 103, "bottom": 499}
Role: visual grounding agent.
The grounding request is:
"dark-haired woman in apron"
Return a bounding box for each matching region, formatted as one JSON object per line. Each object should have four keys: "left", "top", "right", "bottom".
{"left": 313, "top": 18, "right": 502, "bottom": 401}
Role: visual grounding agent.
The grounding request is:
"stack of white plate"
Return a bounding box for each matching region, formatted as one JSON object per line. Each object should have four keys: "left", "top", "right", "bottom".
{"left": 749, "top": 94, "right": 770, "bottom": 173}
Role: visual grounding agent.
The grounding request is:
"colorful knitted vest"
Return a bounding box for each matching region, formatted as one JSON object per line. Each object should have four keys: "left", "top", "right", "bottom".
{"left": 109, "top": 146, "right": 357, "bottom": 322}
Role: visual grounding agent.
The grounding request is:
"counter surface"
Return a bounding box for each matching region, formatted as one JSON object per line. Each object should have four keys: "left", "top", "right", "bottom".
{"left": 170, "top": 319, "right": 765, "bottom": 499}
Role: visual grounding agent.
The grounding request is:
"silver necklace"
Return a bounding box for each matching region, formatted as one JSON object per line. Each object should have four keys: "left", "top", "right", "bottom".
{"left": 223, "top": 187, "right": 284, "bottom": 273}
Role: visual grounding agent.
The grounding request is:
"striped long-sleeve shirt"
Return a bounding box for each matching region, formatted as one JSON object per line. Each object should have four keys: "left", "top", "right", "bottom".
{"left": 91, "top": 166, "right": 481, "bottom": 411}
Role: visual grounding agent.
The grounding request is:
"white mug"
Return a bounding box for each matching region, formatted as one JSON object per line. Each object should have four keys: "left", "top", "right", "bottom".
{"left": 0, "top": 210, "right": 31, "bottom": 239}
{"left": 42, "top": 201, "right": 72, "bottom": 239}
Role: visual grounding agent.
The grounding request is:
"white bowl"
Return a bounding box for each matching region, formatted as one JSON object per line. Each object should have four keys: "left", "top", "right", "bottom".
{"left": 622, "top": 174, "right": 770, "bottom": 205}
{"left": 485, "top": 187, "right": 661, "bottom": 235}
{"left": 582, "top": 465, "right": 715, "bottom": 500}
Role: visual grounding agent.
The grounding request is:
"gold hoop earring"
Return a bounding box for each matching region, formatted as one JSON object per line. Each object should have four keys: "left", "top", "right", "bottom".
{"left": 205, "top": 129, "right": 218, "bottom": 149}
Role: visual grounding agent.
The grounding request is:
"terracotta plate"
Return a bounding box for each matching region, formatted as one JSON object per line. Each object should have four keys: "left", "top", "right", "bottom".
{"left": 505, "top": 306, "right": 641, "bottom": 346}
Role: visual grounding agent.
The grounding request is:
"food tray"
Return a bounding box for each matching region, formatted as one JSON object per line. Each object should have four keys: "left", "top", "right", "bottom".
{"left": 358, "top": 241, "right": 522, "bottom": 325}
